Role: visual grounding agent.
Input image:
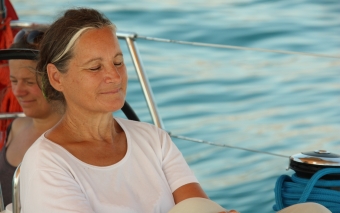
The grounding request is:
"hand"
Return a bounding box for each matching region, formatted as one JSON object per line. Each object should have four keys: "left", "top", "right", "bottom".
{"left": 219, "top": 210, "right": 240, "bottom": 213}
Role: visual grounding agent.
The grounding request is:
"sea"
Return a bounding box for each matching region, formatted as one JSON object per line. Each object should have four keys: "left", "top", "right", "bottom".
{"left": 10, "top": 0, "right": 340, "bottom": 212}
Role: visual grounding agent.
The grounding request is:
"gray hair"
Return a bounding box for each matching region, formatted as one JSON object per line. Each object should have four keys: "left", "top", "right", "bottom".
{"left": 36, "top": 8, "right": 116, "bottom": 103}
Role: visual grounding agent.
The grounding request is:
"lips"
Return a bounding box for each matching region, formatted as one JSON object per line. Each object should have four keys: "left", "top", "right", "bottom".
{"left": 19, "top": 100, "right": 36, "bottom": 106}
{"left": 100, "top": 88, "right": 121, "bottom": 94}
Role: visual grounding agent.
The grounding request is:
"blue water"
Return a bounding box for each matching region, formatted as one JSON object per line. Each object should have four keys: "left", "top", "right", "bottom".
{"left": 11, "top": 0, "right": 340, "bottom": 212}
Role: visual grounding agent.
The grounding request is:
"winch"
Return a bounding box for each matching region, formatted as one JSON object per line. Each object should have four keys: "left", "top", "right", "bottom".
{"left": 274, "top": 150, "right": 340, "bottom": 212}
{"left": 289, "top": 150, "right": 340, "bottom": 180}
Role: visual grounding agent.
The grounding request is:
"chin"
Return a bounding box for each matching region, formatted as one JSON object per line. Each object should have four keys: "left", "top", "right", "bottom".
{"left": 23, "top": 107, "right": 48, "bottom": 118}
{"left": 23, "top": 112, "right": 39, "bottom": 118}
{"left": 105, "top": 100, "right": 125, "bottom": 112}
{"left": 22, "top": 109, "right": 34, "bottom": 117}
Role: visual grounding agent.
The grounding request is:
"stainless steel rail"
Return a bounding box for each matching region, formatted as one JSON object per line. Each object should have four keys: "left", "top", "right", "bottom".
{"left": 0, "top": 113, "right": 25, "bottom": 119}
{"left": 12, "top": 164, "right": 20, "bottom": 213}
{"left": 9, "top": 20, "right": 49, "bottom": 29}
{"left": 0, "top": 184, "right": 4, "bottom": 212}
{"left": 121, "top": 33, "right": 165, "bottom": 129}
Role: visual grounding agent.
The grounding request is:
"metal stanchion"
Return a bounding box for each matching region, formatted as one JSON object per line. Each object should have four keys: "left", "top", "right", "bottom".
{"left": 0, "top": 183, "right": 5, "bottom": 211}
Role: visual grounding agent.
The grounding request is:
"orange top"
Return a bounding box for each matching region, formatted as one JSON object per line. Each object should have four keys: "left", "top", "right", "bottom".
{"left": 0, "top": 0, "right": 21, "bottom": 149}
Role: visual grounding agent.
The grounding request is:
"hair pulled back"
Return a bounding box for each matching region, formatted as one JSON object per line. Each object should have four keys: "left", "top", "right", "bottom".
{"left": 37, "top": 8, "right": 115, "bottom": 103}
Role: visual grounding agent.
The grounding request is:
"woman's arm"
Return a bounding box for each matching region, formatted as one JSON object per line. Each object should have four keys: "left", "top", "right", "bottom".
{"left": 172, "top": 182, "right": 208, "bottom": 204}
{"left": 172, "top": 186, "right": 239, "bottom": 213}
{"left": 160, "top": 130, "right": 239, "bottom": 212}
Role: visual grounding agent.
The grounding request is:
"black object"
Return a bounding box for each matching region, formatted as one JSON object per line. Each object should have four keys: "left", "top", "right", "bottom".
{"left": 121, "top": 101, "right": 140, "bottom": 122}
{"left": 0, "top": 49, "right": 39, "bottom": 60}
{"left": 289, "top": 150, "right": 340, "bottom": 180}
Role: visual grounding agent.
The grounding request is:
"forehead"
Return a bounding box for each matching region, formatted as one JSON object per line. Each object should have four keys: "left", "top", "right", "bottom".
{"left": 9, "top": 59, "right": 37, "bottom": 77}
{"left": 73, "top": 27, "right": 120, "bottom": 56}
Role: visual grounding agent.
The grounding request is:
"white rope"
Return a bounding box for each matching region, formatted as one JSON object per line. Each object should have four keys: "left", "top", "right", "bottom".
{"left": 169, "top": 132, "right": 289, "bottom": 158}
{"left": 136, "top": 35, "right": 340, "bottom": 59}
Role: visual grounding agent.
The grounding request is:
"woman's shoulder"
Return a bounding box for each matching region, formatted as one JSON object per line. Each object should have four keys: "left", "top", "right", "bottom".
{"left": 23, "top": 134, "right": 48, "bottom": 155}
{"left": 115, "top": 117, "right": 167, "bottom": 136}
{"left": 23, "top": 134, "right": 65, "bottom": 162}
{"left": 6, "top": 117, "right": 33, "bottom": 145}
{"left": 115, "top": 117, "right": 171, "bottom": 150}
{"left": 11, "top": 117, "right": 33, "bottom": 133}
{"left": 20, "top": 134, "right": 78, "bottom": 186}
{"left": 115, "top": 118, "right": 163, "bottom": 131}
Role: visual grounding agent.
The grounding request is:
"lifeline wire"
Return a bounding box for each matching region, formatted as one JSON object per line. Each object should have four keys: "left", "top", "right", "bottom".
{"left": 136, "top": 35, "right": 340, "bottom": 59}
{"left": 169, "top": 133, "right": 289, "bottom": 158}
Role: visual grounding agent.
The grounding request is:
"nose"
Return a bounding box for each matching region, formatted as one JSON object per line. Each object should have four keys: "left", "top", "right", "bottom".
{"left": 104, "top": 65, "right": 122, "bottom": 84}
{"left": 12, "top": 81, "right": 27, "bottom": 97}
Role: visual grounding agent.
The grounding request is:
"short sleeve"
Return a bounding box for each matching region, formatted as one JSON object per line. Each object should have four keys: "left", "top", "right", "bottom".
{"left": 159, "top": 129, "right": 198, "bottom": 192}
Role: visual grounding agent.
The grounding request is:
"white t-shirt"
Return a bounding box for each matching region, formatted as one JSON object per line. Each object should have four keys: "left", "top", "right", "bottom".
{"left": 20, "top": 118, "right": 198, "bottom": 213}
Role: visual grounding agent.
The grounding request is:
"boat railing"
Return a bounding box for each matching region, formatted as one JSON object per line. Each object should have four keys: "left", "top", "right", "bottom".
{"left": 12, "top": 165, "right": 20, "bottom": 213}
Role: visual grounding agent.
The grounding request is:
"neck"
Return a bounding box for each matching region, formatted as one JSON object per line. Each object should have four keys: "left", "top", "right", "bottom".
{"left": 31, "top": 111, "right": 63, "bottom": 133}
{"left": 54, "top": 107, "right": 119, "bottom": 144}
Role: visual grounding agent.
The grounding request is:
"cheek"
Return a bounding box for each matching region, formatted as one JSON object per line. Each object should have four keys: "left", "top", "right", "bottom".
{"left": 65, "top": 75, "right": 92, "bottom": 99}
{"left": 61, "top": 73, "right": 82, "bottom": 92}
{"left": 31, "top": 86, "right": 45, "bottom": 99}
{"left": 11, "top": 83, "right": 17, "bottom": 90}
{"left": 120, "top": 67, "right": 128, "bottom": 86}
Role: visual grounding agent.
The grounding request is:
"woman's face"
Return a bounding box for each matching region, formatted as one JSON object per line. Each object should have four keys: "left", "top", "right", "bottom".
{"left": 9, "top": 60, "right": 53, "bottom": 118}
{"left": 55, "top": 27, "right": 127, "bottom": 114}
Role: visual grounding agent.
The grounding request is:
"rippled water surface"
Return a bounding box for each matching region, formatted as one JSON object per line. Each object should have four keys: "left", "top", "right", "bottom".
{"left": 11, "top": 0, "right": 340, "bottom": 212}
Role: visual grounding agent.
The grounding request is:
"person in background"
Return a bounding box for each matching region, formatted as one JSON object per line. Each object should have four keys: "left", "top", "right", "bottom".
{"left": 0, "top": 0, "right": 21, "bottom": 149}
{"left": 0, "top": 29, "right": 63, "bottom": 207}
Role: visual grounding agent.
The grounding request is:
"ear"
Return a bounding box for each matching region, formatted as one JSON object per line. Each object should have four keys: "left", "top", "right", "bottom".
{"left": 47, "top": 63, "right": 63, "bottom": 92}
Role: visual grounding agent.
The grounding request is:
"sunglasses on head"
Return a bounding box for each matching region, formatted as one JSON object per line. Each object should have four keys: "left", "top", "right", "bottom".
{"left": 13, "top": 29, "right": 44, "bottom": 45}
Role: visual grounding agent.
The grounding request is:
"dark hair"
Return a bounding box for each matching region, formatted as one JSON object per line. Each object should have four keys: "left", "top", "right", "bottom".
{"left": 37, "top": 8, "right": 115, "bottom": 103}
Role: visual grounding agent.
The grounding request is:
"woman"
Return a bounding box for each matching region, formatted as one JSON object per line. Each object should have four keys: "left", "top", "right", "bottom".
{"left": 0, "top": 29, "right": 63, "bottom": 207}
{"left": 19, "top": 8, "right": 235, "bottom": 213}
